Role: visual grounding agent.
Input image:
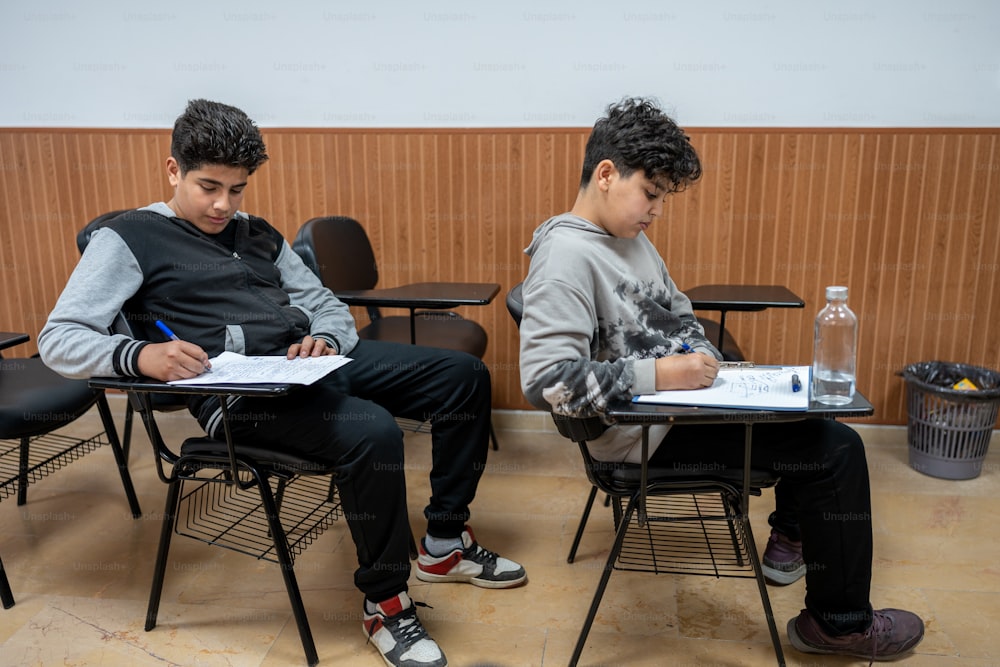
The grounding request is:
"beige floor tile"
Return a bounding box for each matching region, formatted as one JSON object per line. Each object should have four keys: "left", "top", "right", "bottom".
{"left": 1, "top": 398, "right": 998, "bottom": 666}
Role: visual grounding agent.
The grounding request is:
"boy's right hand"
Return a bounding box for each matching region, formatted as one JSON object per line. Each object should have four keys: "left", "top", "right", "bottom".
{"left": 654, "top": 353, "right": 719, "bottom": 391}
{"left": 137, "top": 341, "right": 212, "bottom": 381}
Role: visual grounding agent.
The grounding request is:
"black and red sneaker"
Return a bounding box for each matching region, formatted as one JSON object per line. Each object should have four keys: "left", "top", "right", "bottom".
{"left": 416, "top": 525, "right": 526, "bottom": 589}
{"left": 363, "top": 592, "right": 446, "bottom": 667}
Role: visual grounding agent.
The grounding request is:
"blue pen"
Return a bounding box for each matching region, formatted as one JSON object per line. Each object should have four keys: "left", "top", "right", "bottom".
{"left": 680, "top": 342, "right": 694, "bottom": 354}
{"left": 155, "top": 320, "right": 211, "bottom": 373}
{"left": 155, "top": 320, "right": 180, "bottom": 341}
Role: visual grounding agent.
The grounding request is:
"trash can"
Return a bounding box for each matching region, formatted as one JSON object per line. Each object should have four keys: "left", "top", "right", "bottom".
{"left": 899, "top": 361, "right": 1000, "bottom": 480}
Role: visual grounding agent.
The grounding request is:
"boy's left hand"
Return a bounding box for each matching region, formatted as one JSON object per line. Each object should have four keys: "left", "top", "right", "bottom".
{"left": 286, "top": 335, "right": 338, "bottom": 359}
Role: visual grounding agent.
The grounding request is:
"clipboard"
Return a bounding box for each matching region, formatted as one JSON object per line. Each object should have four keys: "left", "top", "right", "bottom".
{"left": 633, "top": 365, "right": 811, "bottom": 411}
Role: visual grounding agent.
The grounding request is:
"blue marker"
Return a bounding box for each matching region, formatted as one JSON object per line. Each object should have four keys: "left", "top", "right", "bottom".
{"left": 680, "top": 342, "right": 694, "bottom": 354}
{"left": 791, "top": 373, "right": 802, "bottom": 392}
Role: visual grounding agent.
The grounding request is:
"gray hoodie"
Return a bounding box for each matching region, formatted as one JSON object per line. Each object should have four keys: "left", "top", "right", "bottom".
{"left": 519, "top": 213, "right": 720, "bottom": 462}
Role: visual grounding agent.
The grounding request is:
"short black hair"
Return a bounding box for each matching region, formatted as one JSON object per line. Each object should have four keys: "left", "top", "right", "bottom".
{"left": 170, "top": 99, "right": 269, "bottom": 175}
{"left": 580, "top": 97, "right": 701, "bottom": 192}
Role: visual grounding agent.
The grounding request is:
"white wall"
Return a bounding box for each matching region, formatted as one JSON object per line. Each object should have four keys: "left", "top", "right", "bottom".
{"left": 2, "top": 0, "right": 998, "bottom": 128}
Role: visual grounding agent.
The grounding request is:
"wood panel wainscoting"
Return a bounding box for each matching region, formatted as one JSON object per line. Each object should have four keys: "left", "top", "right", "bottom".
{"left": 1, "top": 126, "right": 998, "bottom": 425}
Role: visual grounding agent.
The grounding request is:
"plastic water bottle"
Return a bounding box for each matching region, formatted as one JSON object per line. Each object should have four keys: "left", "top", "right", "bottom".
{"left": 812, "top": 286, "right": 858, "bottom": 405}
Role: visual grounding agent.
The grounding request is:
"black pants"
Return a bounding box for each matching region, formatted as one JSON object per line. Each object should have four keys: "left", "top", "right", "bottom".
{"left": 651, "top": 418, "right": 874, "bottom": 635}
{"left": 222, "top": 340, "right": 491, "bottom": 602}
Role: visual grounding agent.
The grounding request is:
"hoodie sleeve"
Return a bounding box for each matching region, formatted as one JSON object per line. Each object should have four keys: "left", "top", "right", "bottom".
{"left": 38, "top": 228, "right": 150, "bottom": 379}
{"left": 275, "top": 240, "right": 360, "bottom": 355}
{"left": 519, "top": 276, "right": 643, "bottom": 418}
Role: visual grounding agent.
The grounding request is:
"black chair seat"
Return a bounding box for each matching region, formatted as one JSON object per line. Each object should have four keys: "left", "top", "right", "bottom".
{"left": 0, "top": 359, "right": 99, "bottom": 439}
{"left": 359, "top": 314, "right": 489, "bottom": 358}
{"left": 180, "top": 437, "right": 335, "bottom": 477}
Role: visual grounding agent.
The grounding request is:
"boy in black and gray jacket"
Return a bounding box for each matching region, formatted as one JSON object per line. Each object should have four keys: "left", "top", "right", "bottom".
{"left": 40, "top": 98, "right": 525, "bottom": 667}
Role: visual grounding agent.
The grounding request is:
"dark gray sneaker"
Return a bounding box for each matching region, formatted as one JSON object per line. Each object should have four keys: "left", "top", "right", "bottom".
{"left": 788, "top": 608, "right": 924, "bottom": 662}
{"left": 761, "top": 528, "right": 806, "bottom": 585}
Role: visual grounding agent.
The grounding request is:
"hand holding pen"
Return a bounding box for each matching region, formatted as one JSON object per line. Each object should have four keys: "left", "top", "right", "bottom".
{"left": 135, "top": 320, "right": 212, "bottom": 381}
{"left": 654, "top": 341, "right": 720, "bottom": 390}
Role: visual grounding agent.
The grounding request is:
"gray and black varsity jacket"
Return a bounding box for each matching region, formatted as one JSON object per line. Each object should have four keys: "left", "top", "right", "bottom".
{"left": 39, "top": 203, "right": 359, "bottom": 436}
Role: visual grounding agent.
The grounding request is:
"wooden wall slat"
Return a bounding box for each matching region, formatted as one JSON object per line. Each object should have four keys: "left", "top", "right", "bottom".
{"left": 2, "top": 127, "right": 998, "bottom": 425}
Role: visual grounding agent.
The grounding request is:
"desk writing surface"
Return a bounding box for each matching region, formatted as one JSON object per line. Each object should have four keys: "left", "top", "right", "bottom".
{"left": 686, "top": 284, "right": 805, "bottom": 312}
{"left": 335, "top": 282, "right": 500, "bottom": 309}
{"left": 0, "top": 332, "right": 30, "bottom": 351}
{"left": 608, "top": 392, "right": 874, "bottom": 424}
{"left": 684, "top": 284, "right": 805, "bottom": 355}
{"left": 89, "top": 376, "right": 292, "bottom": 397}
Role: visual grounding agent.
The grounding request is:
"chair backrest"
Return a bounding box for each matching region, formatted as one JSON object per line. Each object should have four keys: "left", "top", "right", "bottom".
{"left": 292, "top": 216, "right": 379, "bottom": 291}
{"left": 77, "top": 209, "right": 131, "bottom": 254}
{"left": 506, "top": 281, "right": 610, "bottom": 443}
{"left": 505, "top": 281, "right": 524, "bottom": 327}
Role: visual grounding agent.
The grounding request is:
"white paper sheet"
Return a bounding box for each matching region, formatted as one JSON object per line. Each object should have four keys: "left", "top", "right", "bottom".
{"left": 167, "top": 351, "right": 353, "bottom": 386}
{"left": 633, "top": 365, "right": 811, "bottom": 411}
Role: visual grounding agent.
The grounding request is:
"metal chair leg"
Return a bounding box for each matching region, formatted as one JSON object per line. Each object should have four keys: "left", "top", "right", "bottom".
{"left": 567, "top": 485, "right": 599, "bottom": 563}
{"left": 743, "top": 516, "right": 786, "bottom": 666}
{"left": 258, "top": 473, "right": 319, "bottom": 666}
{"left": 409, "top": 530, "right": 419, "bottom": 560}
{"left": 145, "top": 480, "right": 180, "bottom": 632}
{"left": 489, "top": 421, "right": 499, "bottom": 451}
{"left": 16, "top": 436, "right": 28, "bottom": 506}
{"left": 0, "top": 554, "right": 14, "bottom": 609}
{"left": 96, "top": 394, "right": 141, "bottom": 517}
{"left": 570, "top": 495, "right": 635, "bottom": 667}
{"left": 121, "top": 401, "right": 135, "bottom": 461}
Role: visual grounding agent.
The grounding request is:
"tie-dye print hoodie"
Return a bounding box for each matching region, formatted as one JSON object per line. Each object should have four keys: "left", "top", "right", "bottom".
{"left": 519, "top": 213, "right": 720, "bottom": 463}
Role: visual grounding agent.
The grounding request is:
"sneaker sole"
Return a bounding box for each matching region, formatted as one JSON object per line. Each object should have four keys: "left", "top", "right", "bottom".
{"left": 362, "top": 625, "right": 449, "bottom": 667}
{"left": 415, "top": 569, "right": 527, "bottom": 589}
{"left": 762, "top": 562, "right": 806, "bottom": 586}
{"left": 786, "top": 617, "right": 922, "bottom": 661}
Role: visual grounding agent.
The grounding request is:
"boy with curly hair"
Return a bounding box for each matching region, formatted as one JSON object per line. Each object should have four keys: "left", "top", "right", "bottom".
{"left": 518, "top": 96, "right": 923, "bottom": 661}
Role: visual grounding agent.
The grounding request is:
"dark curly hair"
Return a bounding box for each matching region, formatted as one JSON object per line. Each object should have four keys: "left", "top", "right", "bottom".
{"left": 580, "top": 97, "right": 701, "bottom": 192}
{"left": 170, "top": 99, "right": 269, "bottom": 175}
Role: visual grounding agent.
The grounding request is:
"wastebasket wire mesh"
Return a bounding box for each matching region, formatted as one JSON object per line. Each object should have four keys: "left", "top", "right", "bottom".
{"left": 904, "top": 386, "right": 998, "bottom": 461}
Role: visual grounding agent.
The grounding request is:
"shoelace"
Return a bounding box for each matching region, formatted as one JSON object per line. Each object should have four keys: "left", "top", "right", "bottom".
{"left": 367, "top": 600, "right": 433, "bottom": 651}
{"left": 864, "top": 612, "right": 893, "bottom": 667}
{"left": 465, "top": 542, "right": 499, "bottom": 566}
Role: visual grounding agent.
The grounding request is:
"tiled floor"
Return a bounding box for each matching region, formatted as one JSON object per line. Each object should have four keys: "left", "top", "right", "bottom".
{"left": 1, "top": 397, "right": 998, "bottom": 666}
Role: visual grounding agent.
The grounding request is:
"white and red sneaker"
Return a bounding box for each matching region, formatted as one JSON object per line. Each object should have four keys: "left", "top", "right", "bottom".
{"left": 416, "top": 525, "right": 527, "bottom": 589}
{"left": 363, "top": 592, "right": 446, "bottom": 667}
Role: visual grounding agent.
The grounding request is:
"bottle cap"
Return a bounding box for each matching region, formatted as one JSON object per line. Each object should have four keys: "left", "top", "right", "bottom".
{"left": 826, "top": 286, "right": 848, "bottom": 300}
